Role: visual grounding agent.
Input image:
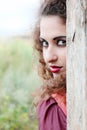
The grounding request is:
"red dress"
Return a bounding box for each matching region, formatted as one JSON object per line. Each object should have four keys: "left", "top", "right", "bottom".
{"left": 37, "top": 97, "right": 66, "bottom": 130}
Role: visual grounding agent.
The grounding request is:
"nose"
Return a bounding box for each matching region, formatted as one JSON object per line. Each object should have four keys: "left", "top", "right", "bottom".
{"left": 44, "top": 46, "right": 58, "bottom": 63}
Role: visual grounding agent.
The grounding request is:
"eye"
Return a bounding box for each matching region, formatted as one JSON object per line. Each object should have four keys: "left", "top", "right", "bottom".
{"left": 57, "top": 39, "right": 66, "bottom": 46}
{"left": 40, "top": 40, "right": 48, "bottom": 47}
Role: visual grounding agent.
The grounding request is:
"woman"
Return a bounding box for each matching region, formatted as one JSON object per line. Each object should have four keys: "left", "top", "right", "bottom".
{"left": 33, "top": 0, "right": 66, "bottom": 130}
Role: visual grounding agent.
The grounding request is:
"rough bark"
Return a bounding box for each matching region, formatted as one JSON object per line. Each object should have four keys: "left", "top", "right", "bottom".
{"left": 67, "top": 0, "right": 87, "bottom": 129}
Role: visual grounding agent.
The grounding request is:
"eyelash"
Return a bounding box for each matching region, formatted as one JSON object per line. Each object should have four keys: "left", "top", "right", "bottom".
{"left": 40, "top": 40, "right": 48, "bottom": 47}
{"left": 57, "top": 39, "right": 66, "bottom": 46}
{"left": 40, "top": 39, "right": 66, "bottom": 47}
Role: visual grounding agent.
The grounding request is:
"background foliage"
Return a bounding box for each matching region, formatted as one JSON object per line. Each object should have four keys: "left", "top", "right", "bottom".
{"left": 0, "top": 38, "right": 41, "bottom": 130}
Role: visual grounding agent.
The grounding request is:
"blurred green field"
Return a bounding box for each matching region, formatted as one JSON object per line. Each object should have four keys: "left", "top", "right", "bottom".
{"left": 0, "top": 38, "right": 41, "bottom": 130}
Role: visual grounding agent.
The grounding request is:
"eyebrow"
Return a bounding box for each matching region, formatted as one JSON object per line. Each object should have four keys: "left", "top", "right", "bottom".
{"left": 40, "top": 36, "right": 66, "bottom": 41}
{"left": 39, "top": 37, "right": 46, "bottom": 41}
{"left": 53, "top": 36, "right": 66, "bottom": 40}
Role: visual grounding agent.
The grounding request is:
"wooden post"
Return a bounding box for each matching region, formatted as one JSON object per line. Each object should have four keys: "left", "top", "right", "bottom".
{"left": 67, "top": 0, "right": 87, "bottom": 129}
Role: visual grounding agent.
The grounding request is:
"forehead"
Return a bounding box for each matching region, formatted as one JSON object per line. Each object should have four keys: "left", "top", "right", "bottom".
{"left": 40, "top": 16, "right": 66, "bottom": 39}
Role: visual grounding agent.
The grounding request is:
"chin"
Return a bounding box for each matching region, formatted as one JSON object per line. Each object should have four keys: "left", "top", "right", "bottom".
{"left": 53, "top": 72, "right": 66, "bottom": 79}
{"left": 53, "top": 73, "right": 60, "bottom": 79}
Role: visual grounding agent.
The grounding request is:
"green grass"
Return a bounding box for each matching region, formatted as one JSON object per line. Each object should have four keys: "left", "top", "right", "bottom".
{"left": 0, "top": 38, "right": 41, "bottom": 130}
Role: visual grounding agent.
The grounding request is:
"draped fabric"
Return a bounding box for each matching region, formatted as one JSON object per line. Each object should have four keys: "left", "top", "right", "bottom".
{"left": 51, "top": 93, "right": 66, "bottom": 115}
{"left": 37, "top": 97, "right": 66, "bottom": 130}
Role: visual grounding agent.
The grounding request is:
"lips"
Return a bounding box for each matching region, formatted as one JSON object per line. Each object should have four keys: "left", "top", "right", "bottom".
{"left": 50, "top": 66, "right": 62, "bottom": 73}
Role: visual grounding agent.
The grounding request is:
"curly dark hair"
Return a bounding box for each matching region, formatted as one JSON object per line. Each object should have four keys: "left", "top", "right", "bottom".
{"left": 33, "top": 0, "right": 66, "bottom": 106}
{"left": 41, "top": 0, "right": 66, "bottom": 18}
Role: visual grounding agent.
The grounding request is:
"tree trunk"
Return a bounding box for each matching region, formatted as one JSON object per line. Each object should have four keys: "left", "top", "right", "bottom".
{"left": 67, "top": 0, "right": 87, "bottom": 129}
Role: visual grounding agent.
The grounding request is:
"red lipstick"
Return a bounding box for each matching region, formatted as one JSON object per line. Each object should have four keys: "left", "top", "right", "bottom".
{"left": 50, "top": 66, "right": 62, "bottom": 73}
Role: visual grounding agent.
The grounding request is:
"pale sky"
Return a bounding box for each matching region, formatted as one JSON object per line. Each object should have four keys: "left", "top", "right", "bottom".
{"left": 0, "top": 0, "right": 40, "bottom": 37}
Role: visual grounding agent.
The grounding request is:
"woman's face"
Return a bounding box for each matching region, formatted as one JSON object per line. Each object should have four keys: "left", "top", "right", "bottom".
{"left": 40, "top": 16, "right": 66, "bottom": 78}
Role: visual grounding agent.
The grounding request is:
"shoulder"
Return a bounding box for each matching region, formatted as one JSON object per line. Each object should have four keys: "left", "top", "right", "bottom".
{"left": 37, "top": 97, "right": 66, "bottom": 130}
{"left": 37, "top": 97, "right": 57, "bottom": 114}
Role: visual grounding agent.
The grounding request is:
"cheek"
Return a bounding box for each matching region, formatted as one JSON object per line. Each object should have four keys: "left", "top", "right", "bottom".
{"left": 59, "top": 49, "right": 66, "bottom": 63}
{"left": 43, "top": 50, "right": 47, "bottom": 62}
{"left": 63, "top": 50, "right": 66, "bottom": 65}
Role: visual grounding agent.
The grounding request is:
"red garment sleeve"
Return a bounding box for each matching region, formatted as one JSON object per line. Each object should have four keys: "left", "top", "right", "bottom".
{"left": 37, "top": 97, "right": 66, "bottom": 130}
